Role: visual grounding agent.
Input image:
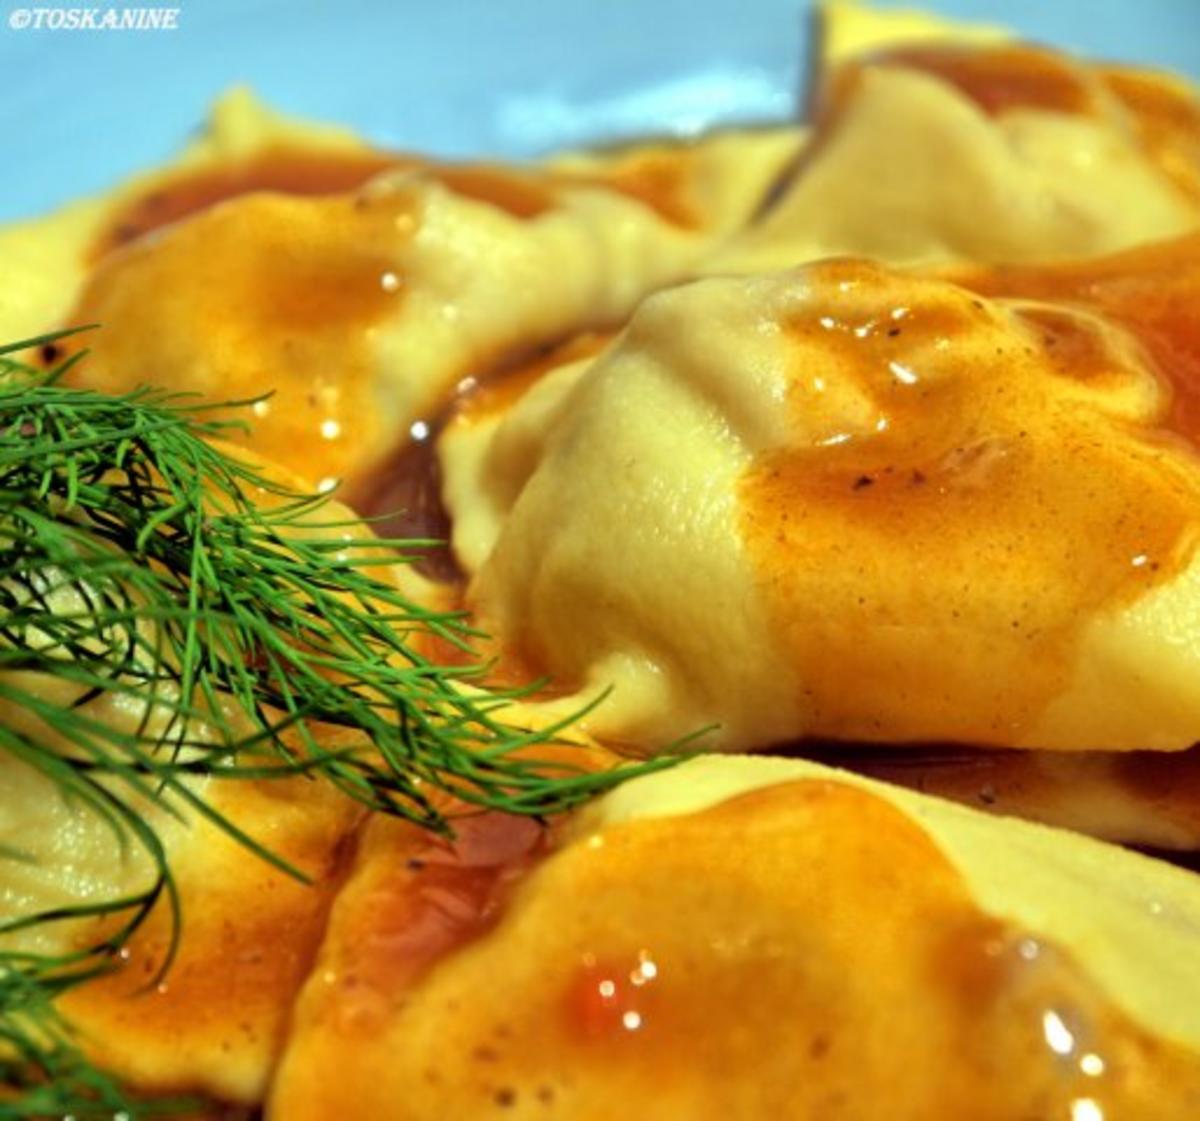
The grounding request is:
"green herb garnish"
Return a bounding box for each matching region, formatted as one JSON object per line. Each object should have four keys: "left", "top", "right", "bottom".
{"left": 0, "top": 330, "right": 679, "bottom": 1118}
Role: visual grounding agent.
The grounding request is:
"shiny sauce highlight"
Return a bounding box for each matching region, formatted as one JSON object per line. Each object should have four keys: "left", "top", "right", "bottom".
{"left": 958, "top": 231, "right": 1200, "bottom": 443}
{"left": 270, "top": 779, "right": 1200, "bottom": 1119}
{"left": 62, "top": 186, "right": 416, "bottom": 491}
{"left": 66, "top": 139, "right": 698, "bottom": 502}
{"left": 553, "top": 783, "right": 1200, "bottom": 1117}
{"left": 58, "top": 775, "right": 359, "bottom": 1102}
{"left": 739, "top": 258, "right": 1200, "bottom": 745}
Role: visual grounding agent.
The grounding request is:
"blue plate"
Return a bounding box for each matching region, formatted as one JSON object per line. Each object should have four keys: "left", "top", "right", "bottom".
{"left": 0, "top": 0, "right": 1197, "bottom": 220}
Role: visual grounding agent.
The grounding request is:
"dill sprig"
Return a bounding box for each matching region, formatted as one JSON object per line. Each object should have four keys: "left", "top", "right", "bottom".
{"left": 0, "top": 330, "right": 681, "bottom": 1117}
{"left": 0, "top": 953, "right": 194, "bottom": 1120}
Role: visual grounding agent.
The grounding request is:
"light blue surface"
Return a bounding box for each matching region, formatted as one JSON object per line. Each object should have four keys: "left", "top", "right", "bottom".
{"left": 0, "top": 0, "right": 1197, "bottom": 220}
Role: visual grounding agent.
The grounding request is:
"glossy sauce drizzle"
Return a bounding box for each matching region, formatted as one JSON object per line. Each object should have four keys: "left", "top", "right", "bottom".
{"left": 92, "top": 139, "right": 702, "bottom": 266}
{"left": 89, "top": 146, "right": 567, "bottom": 263}
{"left": 272, "top": 779, "right": 1200, "bottom": 1118}
{"left": 863, "top": 43, "right": 1101, "bottom": 116}
{"left": 62, "top": 186, "right": 415, "bottom": 490}
{"left": 67, "top": 147, "right": 578, "bottom": 501}
{"left": 92, "top": 145, "right": 407, "bottom": 260}
{"left": 57, "top": 775, "right": 360, "bottom": 1102}
{"left": 555, "top": 783, "right": 1200, "bottom": 1116}
{"left": 957, "top": 231, "right": 1200, "bottom": 443}
{"left": 739, "top": 258, "right": 1200, "bottom": 745}
{"left": 66, "top": 137, "right": 698, "bottom": 506}
{"left": 1101, "top": 66, "right": 1200, "bottom": 203}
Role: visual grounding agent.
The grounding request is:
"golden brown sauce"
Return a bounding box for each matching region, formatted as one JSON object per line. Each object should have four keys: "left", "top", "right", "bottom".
{"left": 456, "top": 330, "right": 614, "bottom": 422}
{"left": 556, "top": 783, "right": 1200, "bottom": 1114}
{"left": 1102, "top": 66, "right": 1200, "bottom": 202}
{"left": 61, "top": 187, "right": 415, "bottom": 490}
{"left": 584, "top": 148, "right": 700, "bottom": 229}
{"left": 739, "top": 258, "right": 1200, "bottom": 745}
{"left": 959, "top": 231, "right": 1200, "bottom": 443}
{"left": 59, "top": 776, "right": 359, "bottom": 1102}
{"left": 65, "top": 134, "right": 701, "bottom": 500}
{"left": 818, "top": 44, "right": 1200, "bottom": 205}
{"left": 870, "top": 43, "right": 1101, "bottom": 116}
{"left": 72, "top": 160, "right": 576, "bottom": 509}
{"left": 93, "top": 145, "right": 407, "bottom": 260}
{"left": 91, "top": 148, "right": 563, "bottom": 263}
{"left": 818, "top": 42, "right": 1102, "bottom": 131}
{"left": 567, "top": 952, "right": 661, "bottom": 1042}
{"left": 270, "top": 779, "right": 1200, "bottom": 1119}
{"left": 93, "top": 140, "right": 699, "bottom": 270}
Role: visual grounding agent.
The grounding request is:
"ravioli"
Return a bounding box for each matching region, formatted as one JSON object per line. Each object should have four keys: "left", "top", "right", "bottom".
{"left": 51, "top": 772, "right": 357, "bottom": 1105}
{"left": 269, "top": 755, "right": 1200, "bottom": 1120}
{"left": 837, "top": 743, "right": 1200, "bottom": 850}
{"left": 441, "top": 251, "right": 1200, "bottom": 752}
{"left": 3, "top": 2, "right": 1200, "bottom": 1117}
{"left": 0, "top": 452, "right": 382, "bottom": 1104}
{"left": 0, "top": 92, "right": 800, "bottom": 500}
{"left": 0, "top": 686, "right": 358, "bottom": 1106}
{"left": 0, "top": 89, "right": 384, "bottom": 348}
{"left": 713, "top": 13, "right": 1200, "bottom": 271}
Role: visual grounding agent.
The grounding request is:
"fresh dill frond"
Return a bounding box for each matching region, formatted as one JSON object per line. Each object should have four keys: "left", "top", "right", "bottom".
{"left": 0, "top": 952, "right": 193, "bottom": 1120}
{"left": 0, "top": 330, "right": 683, "bottom": 1116}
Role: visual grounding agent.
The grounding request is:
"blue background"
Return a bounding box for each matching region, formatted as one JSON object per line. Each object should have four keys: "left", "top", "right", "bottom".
{"left": 1, "top": 0, "right": 1197, "bottom": 219}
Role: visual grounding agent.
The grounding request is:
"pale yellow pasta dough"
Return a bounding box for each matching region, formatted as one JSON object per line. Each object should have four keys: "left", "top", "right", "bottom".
{"left": 442, "top": 262, "right": 1200, "bottom": 753}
